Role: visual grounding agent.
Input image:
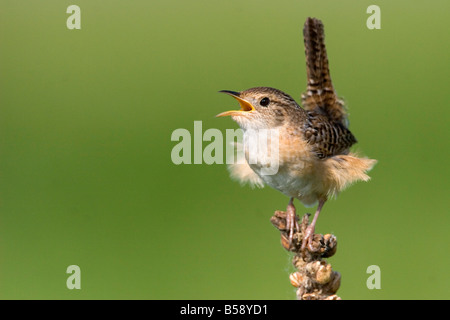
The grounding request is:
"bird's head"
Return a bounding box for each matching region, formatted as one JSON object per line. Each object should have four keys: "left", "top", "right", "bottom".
{"left": 217, "top": 87, "right": 300, "bottom": 130}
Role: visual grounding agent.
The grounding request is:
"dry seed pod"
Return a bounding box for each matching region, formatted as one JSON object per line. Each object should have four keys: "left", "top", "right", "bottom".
{"left": 271, "top": 211, "right": 341, "bottom": 300}
{"left": 316, "top": 263, "right": 333, "bottom": 284}
{"left": 289, "top": 272, "right": 303, "bottom": 287}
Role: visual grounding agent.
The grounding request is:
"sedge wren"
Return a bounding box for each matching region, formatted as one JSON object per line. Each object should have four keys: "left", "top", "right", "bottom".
{"left": 217, "top": 17, "right": 377, "bottom": 251}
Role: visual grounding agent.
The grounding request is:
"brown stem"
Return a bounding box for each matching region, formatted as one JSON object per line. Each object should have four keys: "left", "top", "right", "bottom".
{"left": 270, "top": 210, "right": 341, "bottom": 300}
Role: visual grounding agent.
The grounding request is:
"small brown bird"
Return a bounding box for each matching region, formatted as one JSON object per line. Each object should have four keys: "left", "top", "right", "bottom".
{"left": 217, "top": 18, "right": 376, "bottom": 251}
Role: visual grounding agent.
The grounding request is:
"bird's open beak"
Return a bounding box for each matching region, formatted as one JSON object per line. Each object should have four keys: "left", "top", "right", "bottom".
{"left": 216, "top": 90, "right": 255, "bottom": 117}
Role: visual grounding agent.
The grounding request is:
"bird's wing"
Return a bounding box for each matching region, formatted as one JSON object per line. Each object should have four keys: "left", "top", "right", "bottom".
{"left": 303, "top": 112, "right": 357, "bottom": 159}
{"left": 301, "top": 17, "right": 349, "bottom": 127}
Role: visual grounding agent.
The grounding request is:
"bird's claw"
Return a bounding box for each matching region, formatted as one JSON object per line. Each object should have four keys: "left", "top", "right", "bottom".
{"left": 286, "top": 199, "right": 300, "bottom": 249}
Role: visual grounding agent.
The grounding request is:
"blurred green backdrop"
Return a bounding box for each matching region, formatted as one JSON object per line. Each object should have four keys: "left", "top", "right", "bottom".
{"left": 1, "top": 0, "right": 449, "bottom": 299}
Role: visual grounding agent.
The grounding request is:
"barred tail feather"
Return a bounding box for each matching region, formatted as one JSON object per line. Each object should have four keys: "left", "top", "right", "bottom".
{"left": 302, "top": 17, "right": 349, "bottom": 127}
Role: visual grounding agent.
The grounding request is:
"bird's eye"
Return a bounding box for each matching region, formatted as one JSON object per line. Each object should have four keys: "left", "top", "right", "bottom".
{"left": 260, "top": 97, "right": 270, "bottom": 107}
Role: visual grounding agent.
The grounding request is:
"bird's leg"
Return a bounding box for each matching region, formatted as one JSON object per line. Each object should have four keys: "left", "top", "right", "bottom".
{"left": 301, "top": 199, "right": 326, "bottom": 252}
{"left": 286, "top": 197, "right": 300, "bottom": 247}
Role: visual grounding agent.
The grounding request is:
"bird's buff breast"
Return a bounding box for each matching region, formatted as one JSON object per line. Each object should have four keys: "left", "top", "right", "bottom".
{"left": 243, "top": 128, "right": 320, "bottom": 206}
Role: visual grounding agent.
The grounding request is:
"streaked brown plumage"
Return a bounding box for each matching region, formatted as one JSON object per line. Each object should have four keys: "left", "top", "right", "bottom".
{"left": 217, "top": 17, "right": 377, "bottom": 251}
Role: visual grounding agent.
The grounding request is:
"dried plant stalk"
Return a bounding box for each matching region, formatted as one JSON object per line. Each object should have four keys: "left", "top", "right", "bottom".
{"left": 270, "top": 210, "right": 341, "bottom": 300}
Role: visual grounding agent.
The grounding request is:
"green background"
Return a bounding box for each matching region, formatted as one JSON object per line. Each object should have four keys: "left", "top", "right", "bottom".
{"left": 1, "top": 0, "right": 449, "bottom": 299}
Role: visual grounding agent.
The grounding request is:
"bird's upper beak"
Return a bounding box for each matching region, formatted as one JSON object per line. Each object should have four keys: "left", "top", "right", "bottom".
{"left": 216, "top": 90, "right": 255, "bottom": 117}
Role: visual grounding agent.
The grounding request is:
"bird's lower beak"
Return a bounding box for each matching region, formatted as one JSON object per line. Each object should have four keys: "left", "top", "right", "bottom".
{"left": 216, "top": 90, "right": 255, "bottom": 117}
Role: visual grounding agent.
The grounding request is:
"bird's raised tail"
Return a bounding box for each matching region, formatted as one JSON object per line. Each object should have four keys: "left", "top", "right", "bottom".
{"left": 323, "top": 153, "right": 377, "bottom": 198}
{"left": 302, "top": 17, "right": 348, "bottom": 127}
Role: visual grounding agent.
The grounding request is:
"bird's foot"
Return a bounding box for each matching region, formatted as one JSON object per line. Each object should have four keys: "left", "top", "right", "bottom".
{"left": 300, "top": 199, "right": 326, "bottom": 256}
{"left": 286, "top": 198, "right": 300, "bottom": 249}
{"left": 301, "top": 224, "right": 318, "bottom": 253}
